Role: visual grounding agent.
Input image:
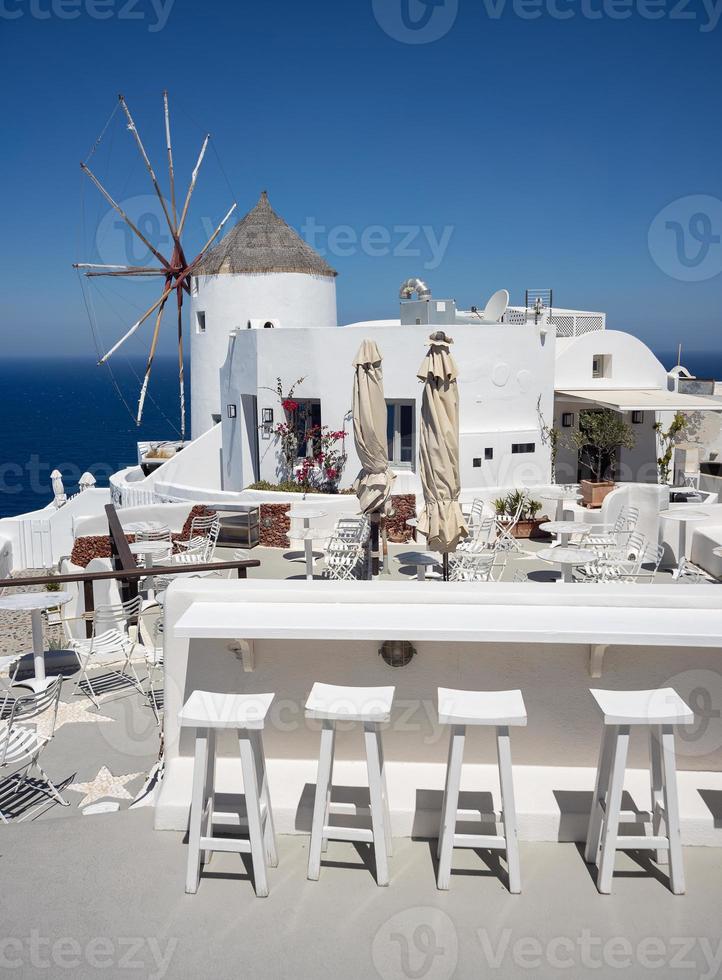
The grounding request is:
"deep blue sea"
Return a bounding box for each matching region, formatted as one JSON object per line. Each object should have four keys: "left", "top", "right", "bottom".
{"left": 0, "top": 349, "right": 720, "bottom": 519}
{"left": 0, "top": 358, "right": 190, "bottom": 519}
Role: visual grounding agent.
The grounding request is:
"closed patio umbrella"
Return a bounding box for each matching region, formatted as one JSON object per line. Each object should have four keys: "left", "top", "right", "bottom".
{"left": 416, "top": 332, "right": 467, "bottom": 578}
{"left": 352, "top": 340, "right": 395, "bottom": 576}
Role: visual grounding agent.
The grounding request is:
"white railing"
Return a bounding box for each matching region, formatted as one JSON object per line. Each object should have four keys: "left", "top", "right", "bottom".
{"left": 502, "top": 307, "right": 606, "bottom": 336}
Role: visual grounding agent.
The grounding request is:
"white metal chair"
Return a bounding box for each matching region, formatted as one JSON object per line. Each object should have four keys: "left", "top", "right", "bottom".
{"left": 436, "top": 687, "right": 527, "bottom": 893}
{"left": 494, "top": 491, "right": 528, "bottom": 553}
{"left": 585, "top": 688, "right": 693, "bottom": 894}
{"left": 449, "top": 547, "right": 507, "bottom": 583}
{"left": 176, "top": 513, "right": 220, "bottom": 555}
{"left": 580, "top": 506, "right": 640, "bottom": 552}
{"left": 674, "top": 557, "right": 707, "bottom": 583}
{"left": 69, "top": 595, "right": 145, "bottom": 707}
{"left": 138, "top": 604, "right": 164, "bottom": 723}
{"left": 323, "top": 537, "right": 365, "bottom": 581}
{"left": 0, "top": 654, "right": 24, "bottom": 717}
{"left": 0, "top": 676, "right": 69, "bottom": 821}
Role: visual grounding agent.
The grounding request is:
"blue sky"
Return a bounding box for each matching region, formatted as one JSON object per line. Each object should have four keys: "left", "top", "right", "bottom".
{"left": 0, "top": 0, "right": 720, "bottom": 360}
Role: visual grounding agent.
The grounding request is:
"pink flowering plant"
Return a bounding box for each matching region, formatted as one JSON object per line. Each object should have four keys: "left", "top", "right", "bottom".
{"left": 264, "top": 377, "right": 348, "bottom": 490}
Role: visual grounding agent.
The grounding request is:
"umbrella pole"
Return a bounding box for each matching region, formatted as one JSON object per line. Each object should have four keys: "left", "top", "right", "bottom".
{"left": 443, "top": 552, "right": 449, "bottom": 582}
{"left": 370, "top": 512, "right": 380, "bottom": 578}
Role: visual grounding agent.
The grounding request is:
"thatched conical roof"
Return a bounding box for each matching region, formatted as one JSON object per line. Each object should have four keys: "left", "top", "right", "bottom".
{"left": 194, "top": 191, "right": 337, "bottom": 278}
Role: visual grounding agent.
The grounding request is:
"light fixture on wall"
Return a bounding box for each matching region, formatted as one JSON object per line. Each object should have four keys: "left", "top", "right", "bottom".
{"left": 562, "top": 412, "right": 574, "bottom": 428}
{"left": 632, "top": 410, "right": 644, "bottom": 424}
{"left": 379, "top": 640, "right": 417, "bottom": 668}
{"left": 227, "top": 404, "right": 237, "bottom": 419}
{"left": 262, "top": 408, "right": 274, "bottom": 425}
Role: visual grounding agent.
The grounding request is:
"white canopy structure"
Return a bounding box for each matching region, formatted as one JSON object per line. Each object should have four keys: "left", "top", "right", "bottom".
{"left": 556, "top": 388, "right": 722, "bottom": 413}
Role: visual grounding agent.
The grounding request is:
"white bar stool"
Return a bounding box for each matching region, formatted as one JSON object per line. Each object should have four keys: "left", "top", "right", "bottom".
{"left": 436, "top": 687, "right": 527, "bottom": 894}
{"left": 306, "top": 682, "right": 395, "bottom": 886}
{"left": 584, "top": 688, "right": 694, "bottom": 895}
{"left": 180, "top": 689, "right": 278, "bottom": 898}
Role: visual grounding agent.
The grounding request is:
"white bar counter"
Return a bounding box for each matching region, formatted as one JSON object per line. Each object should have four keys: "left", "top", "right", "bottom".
{"left": 157, "top": 580, "right": 722, "bottom": 844}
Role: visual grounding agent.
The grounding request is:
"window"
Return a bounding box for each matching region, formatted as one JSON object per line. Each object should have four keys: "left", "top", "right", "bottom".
{"left": 294, "top": 400, "right": 322, "bottom": 458}
{"left": 196, "top": 311, "right": 206, "bottom": 334}
{"left": 511, "top": 442, "right": 535, "bottom": 454}
{"left": 473, "top": 458, "right": 481, "bottom": 468}
{"left": 386, "top": 401, "right": 415, "bottom": 467}
{"left": 631, "top": 410, "right": 644, "bottom": 424}
{"left": 562, "top": 412, "right": 575, "bottom": 428}
{"left": 484, "top": 447, "right": 494, "bottom": 460}
{"left": 592, "top": 354, "right": 612, "bottom": 379}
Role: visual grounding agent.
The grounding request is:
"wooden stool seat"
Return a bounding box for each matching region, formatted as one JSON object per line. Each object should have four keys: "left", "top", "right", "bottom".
{"left": 305, "top": 682, "right": 394, "bottom": 886}
{"left": 584, "top": 687, "right": 694, "bottom": 895}
{"left": 436, "top": 687, "right": 527, "bottom": 894}
{"left": 180, "top": 690, "right": 277, "bottom": 898}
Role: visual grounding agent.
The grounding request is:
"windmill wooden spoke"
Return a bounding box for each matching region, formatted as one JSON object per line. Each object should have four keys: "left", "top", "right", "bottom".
{"left": 81, "top": 163, "right": 172, "bottom": 271}
{"left": 74, "top": 263, "right": 167, "bottom": 278}
{"left": 119, "top": 94, "right": 179, "bottom": 249}
{"left": 163, "top": 90, "right": 178, "bottom": 230}
{"left": 177, "top": 134, "right": 209, "bottom": 238}
{"left": 136, "top": 289, "right": 171, "bottom": 425}
{"left": 98, "top": 283, "right": 175, "bottom": 364}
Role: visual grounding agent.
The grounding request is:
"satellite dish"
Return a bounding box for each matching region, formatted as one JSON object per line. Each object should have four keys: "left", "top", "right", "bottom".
{"left": 480, "top": 289, "right": 509, "bottom": 323}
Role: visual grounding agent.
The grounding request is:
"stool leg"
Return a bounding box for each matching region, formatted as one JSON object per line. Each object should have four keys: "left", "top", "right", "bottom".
{"left": 660, "top": 725, "right": 685, "bottom": 895}
{"left": 437, "top": 730, "right": 455, "bottom": 859}
{"left": 585, "top": 726, "right": 616, "bottom": 864}
{"left": 186, "top": 727, "right": 209, "bottom": 894}
{"left": 496, "top": 725, "right": 521, "bottom": 894}
{"left": 649, "top": 726, "right": 666, "bottom": 865}
{"left": 201, "top": 729, "right": 216, "bottom": 868}
{"left": 437, "top": 725, "right": 465, "bottom": 891}
{"left": 239, "top": 732, "right": 269, "bottom": 898}
{"left": 597, "top": 725, "right": 629, "bottom": 895}
{"left": 251, "top": 730, "right": 278, "bottom": 869}
{"left": 321, "top": 726, "right": 335, "bottom": 853}
{"left": 308, "top": 721, "right": 335, "bottom": 881}
{"left": 364, "top": 722, "right": 390, "bottom": 886}
{"left": 376, "top": 730, "right": 393, "bottom": 859}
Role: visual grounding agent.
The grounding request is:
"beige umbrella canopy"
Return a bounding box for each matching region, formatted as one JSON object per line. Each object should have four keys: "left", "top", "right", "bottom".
{"left": 352, "top": 340, "right": 395, "bottom": 514}
{"left": 353, "top": 340, "right": 395, "bottom": 576}
{"left": 416, "top": 332, "right": 468, "bottom": 559}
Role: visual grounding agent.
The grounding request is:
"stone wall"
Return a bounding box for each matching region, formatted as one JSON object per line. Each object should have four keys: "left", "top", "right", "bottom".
{"left": 260, "top": 504, "right": 291, "bottom": 549}
{"left": 384, "top": 494, "right": 417, "bottom": 543}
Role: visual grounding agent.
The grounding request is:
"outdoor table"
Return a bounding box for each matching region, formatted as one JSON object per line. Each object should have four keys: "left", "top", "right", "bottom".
{"left": 0, "top": 591, "right": 73, "bottom": 692}
{"left": 537, "top": 487, "right": 582, "bottom": 521}
{"left": 293, "top": 528, "right": 332, "bottom": 581}
{"left": 396, "top": 550, "right": 441, "bottom": 582}
{"left": 405, "top": 517, "right": 422, "bottom": 542}
{"left": 536, "top": 546, "right": 596, "bottom": 584}
{"left": 659, "top": 510, "right": 708, "bottom": 565}
{"left": 128, "top": 540, "right": 172, "bottom": 599}
{"left": 288, "top": 508, "right": 327, "bottom": 531}
{"left": 124, "top": 521, "right": 168, "bottom": 535}
{"left": 539, "top": 521, "right": 591, "bottom": 548}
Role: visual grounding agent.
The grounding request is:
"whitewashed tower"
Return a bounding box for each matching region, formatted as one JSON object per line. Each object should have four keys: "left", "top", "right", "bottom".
{"left": 190, "top": 191, "right": 338, "bottom": 436}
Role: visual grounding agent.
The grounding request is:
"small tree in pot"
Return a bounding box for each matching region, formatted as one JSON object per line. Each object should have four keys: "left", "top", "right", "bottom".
{"left": 567, "top": 409, "right": 636, "bottom": 507}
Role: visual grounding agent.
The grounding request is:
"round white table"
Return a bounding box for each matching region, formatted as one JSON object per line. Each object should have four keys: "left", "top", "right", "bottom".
{"left": 128, "top": 540, "right": 172, "bottom": 598}
{"left": 124, "top": 521, "right": 168, "bottom": 535}
{"left": 396, "top": 550, "right": 441, "bottom": 582}
{"left": 294, "top": 528, "right": 332, "bottom": 580}
{"left": 660, "top": 510, "right": 708, "bottom": 565}
{"left": 538, "top": 487, "right": 582, "bottom": 521}
{"left": 536, "top": 546, "right": 596, "bottom": 583}
{"left": 539, "top": 521, "right": 591, "bottom": 548}
{"left": 0, "top": 591, "right": 73, "bottom": 692}
{"left": 288, "top": 508, "right": 327, "bottom": 531}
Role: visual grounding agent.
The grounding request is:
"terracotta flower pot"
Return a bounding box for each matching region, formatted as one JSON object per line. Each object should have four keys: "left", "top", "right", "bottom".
{"left": 580, "top": 479, "right": 615, "bottom": 509}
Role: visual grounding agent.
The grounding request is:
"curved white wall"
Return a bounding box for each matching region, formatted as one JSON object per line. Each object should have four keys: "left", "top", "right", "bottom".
{"left": 190, "top": 272, "right": 337, "bottom": 437}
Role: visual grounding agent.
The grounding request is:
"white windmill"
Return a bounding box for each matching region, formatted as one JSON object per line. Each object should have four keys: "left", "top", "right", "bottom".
{"left": 74, "top": 92, "right": 237, "bottom": 439}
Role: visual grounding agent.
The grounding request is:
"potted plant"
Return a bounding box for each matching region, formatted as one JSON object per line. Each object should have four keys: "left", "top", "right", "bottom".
{"left": 567, "top": 409, "right": 636, "bottom": 508}
{"left": 496, "top": 491, "right": 545, "bottom": 538}
{"left": 653, "top": 411, "right": 687, "bottom": 485}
